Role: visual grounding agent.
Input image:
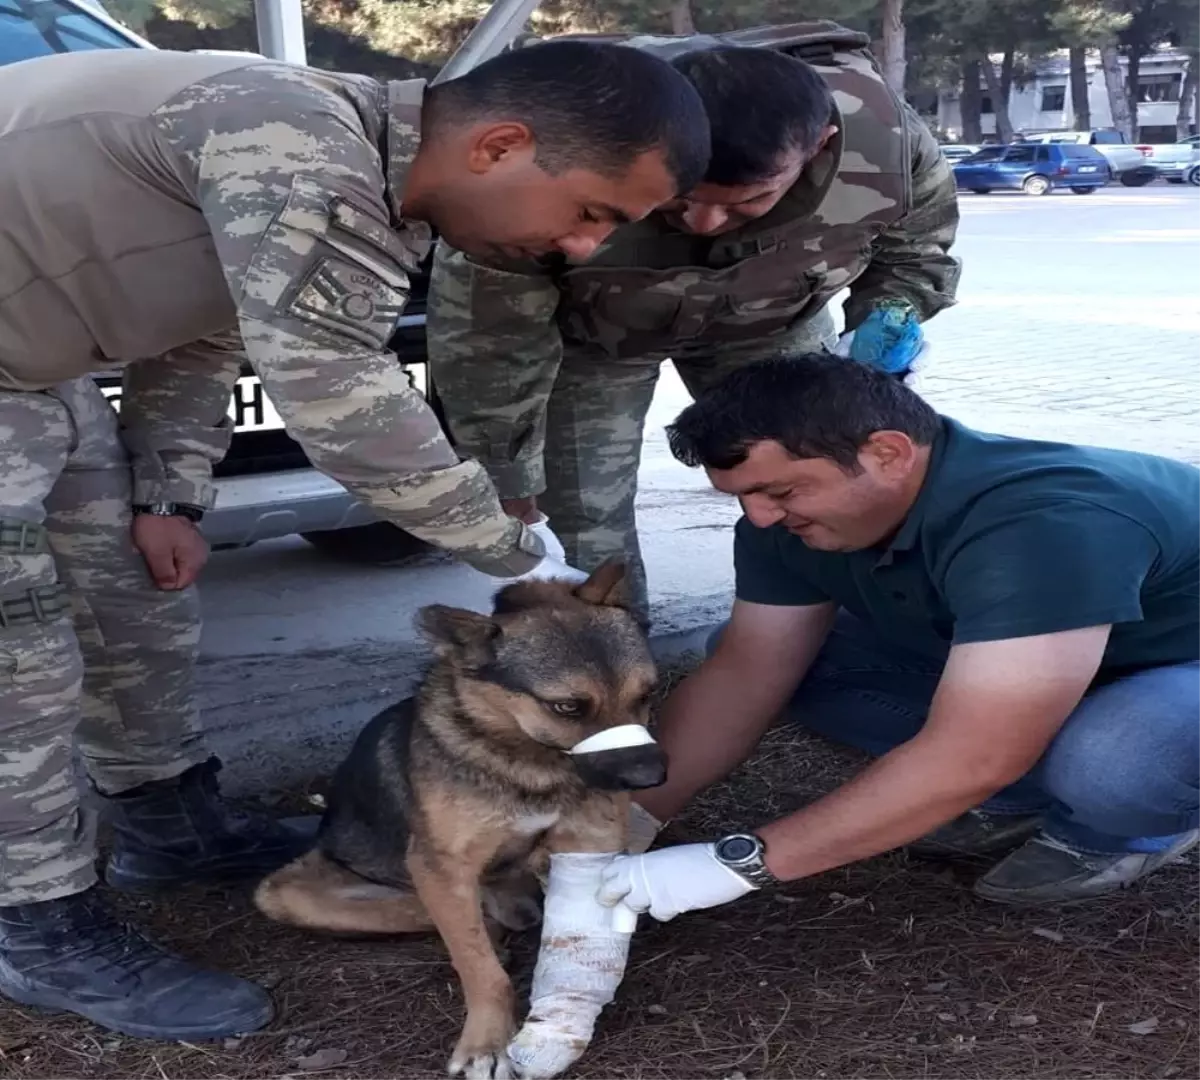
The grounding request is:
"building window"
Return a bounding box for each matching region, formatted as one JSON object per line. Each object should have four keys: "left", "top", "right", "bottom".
{"left": 981, "top": 95, "right": 994, "bottom": 114}
{"left": 1136, "top": 73, "right": 1182, "bottom": 104}
{"left": 1040, "top": 85, "right": 1066, "bottom": 112}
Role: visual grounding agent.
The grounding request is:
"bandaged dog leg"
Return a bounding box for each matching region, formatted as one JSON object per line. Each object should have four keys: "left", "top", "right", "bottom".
{"left": 506, "top": 852, "right": 636, "bottom": 1078}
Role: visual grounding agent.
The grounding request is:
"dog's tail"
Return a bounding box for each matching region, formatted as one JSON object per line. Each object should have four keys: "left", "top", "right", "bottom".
{"left": 254, "top": 849, "right": 433, "bottom": 936}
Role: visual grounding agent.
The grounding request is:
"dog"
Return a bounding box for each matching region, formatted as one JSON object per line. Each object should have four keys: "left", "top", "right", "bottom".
{"left": 254, "top": 559, "right": 666, "bottom": 1077}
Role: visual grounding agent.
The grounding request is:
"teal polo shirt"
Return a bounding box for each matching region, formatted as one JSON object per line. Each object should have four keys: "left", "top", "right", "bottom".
{"left": 734, "top": 418, "right": 1200, "bottom": 675}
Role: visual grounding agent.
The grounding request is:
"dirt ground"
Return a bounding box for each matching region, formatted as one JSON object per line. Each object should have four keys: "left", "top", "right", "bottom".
{"left": 2, "top": 663, "right": 1196, "bottom": 1080}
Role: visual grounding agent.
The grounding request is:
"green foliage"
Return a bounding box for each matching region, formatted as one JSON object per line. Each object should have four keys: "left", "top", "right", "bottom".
{"left": 109, "top": 0, "right": 1194, "bottom": 87}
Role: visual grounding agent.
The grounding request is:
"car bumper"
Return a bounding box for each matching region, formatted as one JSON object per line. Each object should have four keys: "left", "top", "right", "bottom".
{"left": 202, "top": 469, "right": 379, "bottom": 547}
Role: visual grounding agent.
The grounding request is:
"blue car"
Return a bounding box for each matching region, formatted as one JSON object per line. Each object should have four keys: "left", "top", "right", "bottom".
{"left": 953, "top": 142, "right": 1112, "bottom": 196}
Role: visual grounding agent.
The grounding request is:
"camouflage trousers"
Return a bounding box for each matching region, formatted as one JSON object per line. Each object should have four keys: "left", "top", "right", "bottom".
{"left": 0, "top": 377, "right": 206, "bottom": 905}
{"left": 540, "top": 307, "right": 838, "bottom": 618}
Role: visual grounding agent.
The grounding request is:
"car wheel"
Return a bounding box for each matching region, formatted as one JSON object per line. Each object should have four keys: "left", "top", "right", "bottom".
{"left": 301, "top": 523, "right": 433, "bottom": 565}
{"left": 969, "top": 188, "right": 991, "bottom": 195}
{"left": 1119, "top": 169, "right": 1154, "bottom": 187}
{"left": 1187, "top": 165, "right": 1200, "bottom": 187}
{"left": 1071, "top": 187, "right": 1098, "bottom": 195}
{"left": 1022, "top": 175, "right": 1052, "bottom": 196}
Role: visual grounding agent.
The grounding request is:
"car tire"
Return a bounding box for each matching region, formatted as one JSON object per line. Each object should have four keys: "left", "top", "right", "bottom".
{"left": 969, "top": 188, "right": 991, "bottom": 195}
{"left": 1071, "top": 187, "right": 1098, "bottom": 195}
{"left": 301, "top": 523, "right": 433, "bottom": 565}
{"left": 1022, "top": 175, "right": 1052, "bottom": 196}
{"left": 1119, "top": 169, "right": 1154, "bottom": 187}
{"left": 1187, "top": 165, "right": 1200, "bottom": 187}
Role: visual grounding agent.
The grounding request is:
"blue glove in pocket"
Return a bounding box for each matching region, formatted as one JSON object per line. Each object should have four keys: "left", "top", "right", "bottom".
{"left": 849, "top": 304, "right": 924, "bottom": 375}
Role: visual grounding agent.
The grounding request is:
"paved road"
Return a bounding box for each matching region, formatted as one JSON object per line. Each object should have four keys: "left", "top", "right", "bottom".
{"left": 196, "top": 185, "right": 1200, "bottom": 794}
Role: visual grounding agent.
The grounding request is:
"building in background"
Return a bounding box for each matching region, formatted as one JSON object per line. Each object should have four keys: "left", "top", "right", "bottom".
{"left": 938, "top": 47, "right": 1196, "bottom": 144}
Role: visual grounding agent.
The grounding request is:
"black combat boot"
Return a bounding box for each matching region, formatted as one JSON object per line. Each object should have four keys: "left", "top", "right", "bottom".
{"left": 103, "top": 756, "right": 317, "bottom": 893}
{"left": 0, "top": 886, "right": 273, "bottom": 1039}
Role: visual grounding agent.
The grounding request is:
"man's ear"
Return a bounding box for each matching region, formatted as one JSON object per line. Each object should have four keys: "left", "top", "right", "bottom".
{"left": 467, "top": 121, "right": 535, "bottom": 173}
{"left": 574, "top": 558, "right": 629, "bottom": 609}
{"left": 862, "top": 430, "right": 919, "bottom": 478}
{"left": 416, "top": 604, "right": 500, "bottom": 665}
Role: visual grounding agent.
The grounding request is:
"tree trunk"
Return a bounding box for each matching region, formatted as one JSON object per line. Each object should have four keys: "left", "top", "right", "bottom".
{"left": 1100, "top": 43, "right": 1133, "bottom": 141}
{"left": 668, "top": 0, "right": 695, "bottom": 34}
{"left": 879, "top": 0, "right": 906, "bottom": 95}
{"left": 980, "top": 54, "right": 1015, "bottom": 142}
{"left": 1177, "top": 57, "right": 1197, "bottom": 139}
{"left": 999, "top": 47, "right": 1015, "bottom": 108}
{"left": 1069, "top": 45, "right": 1091, "bottom": 130}
{"left": 1125, "top": 48, "right": 1141, "bottom": 141}
{"left": 961, "top": 58, "right": 983, "bottom": 142}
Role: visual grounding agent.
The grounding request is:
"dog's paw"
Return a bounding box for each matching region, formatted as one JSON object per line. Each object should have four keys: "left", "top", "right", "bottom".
{"left": 447, "top": 1049, "right": 519, "bottom": 1079}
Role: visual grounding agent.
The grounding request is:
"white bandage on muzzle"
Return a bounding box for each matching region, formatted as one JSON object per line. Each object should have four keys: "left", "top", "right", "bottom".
{"left": 568, "top": 724, "right": 655, "bottom": 755}
{"left": 505, "top": 851, "right": 636, "bottom": 1078}
{"left": 567, "top": 725, "right": 665, "bottom": 792}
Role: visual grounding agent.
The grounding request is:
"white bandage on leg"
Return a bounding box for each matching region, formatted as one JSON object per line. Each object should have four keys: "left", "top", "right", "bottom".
{"left": 506, "top": 852, "right": 635, "bottom": 1078}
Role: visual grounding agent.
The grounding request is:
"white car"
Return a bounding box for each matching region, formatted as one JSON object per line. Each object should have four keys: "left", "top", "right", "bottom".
{"left": 1140, "top": 135, "right": 1200, "bottom": 185}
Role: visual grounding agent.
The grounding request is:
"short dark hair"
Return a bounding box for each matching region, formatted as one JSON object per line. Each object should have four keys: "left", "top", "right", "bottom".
{"left": 666, "top": 353, "right": 941, "bottom": 471}
{"left": 670, "top": 46, "right": 835, "bottom": 186}
{"left": 427, "top": 41, "right": 711, "bottom": 194}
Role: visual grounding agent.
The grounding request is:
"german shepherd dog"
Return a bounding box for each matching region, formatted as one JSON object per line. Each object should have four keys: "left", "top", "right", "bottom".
{"left": 254, "top": 560, "right": 666, "bottom": 1077}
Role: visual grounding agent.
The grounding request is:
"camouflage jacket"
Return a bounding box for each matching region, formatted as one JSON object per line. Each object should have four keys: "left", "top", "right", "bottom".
{"left": 427, "top": 22, "right": 961, "bottom": 501}
{"left": 0, "top": 49, "right": 541, "bottom": 575}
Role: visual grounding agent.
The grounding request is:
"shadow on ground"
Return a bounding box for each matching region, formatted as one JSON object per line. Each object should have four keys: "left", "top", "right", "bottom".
{"left": 2, "top": 664, "right": 1196, "bottom": 1080}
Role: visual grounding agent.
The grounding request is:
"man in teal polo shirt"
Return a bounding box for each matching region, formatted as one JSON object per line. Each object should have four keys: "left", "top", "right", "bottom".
{"left": 597, "top": 353, "right": 1199, "bottom": 920}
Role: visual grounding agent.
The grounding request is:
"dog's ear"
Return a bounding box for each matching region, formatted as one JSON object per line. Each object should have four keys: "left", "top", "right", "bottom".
{"left": 417, "top": 604, "right": 499, "bottom": 664}
{"left": 573, "top": 558, "right": 629, "bottom": 609}
{"left": 492, "top": 580, "right": 567, "bottom": 614}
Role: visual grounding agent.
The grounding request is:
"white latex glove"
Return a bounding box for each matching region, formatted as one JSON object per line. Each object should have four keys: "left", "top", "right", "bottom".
{"left": 596, "top": 843, "right": 755, "bottom": 923}
{"left": 486, "top": 514, "right": 589, "bottom": 586}
{"left": 526, "top": 514, "right": 567, "bottom": 563}
{"left": 507, "top": 852, "right": 634, "bottom": 1078}
{"left": 626, "top": 802, "right": 664, "bottom": 855}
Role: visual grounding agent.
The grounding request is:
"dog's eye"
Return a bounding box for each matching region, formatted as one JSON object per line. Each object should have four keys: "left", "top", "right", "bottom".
{"left": 549, "top": 699, "right": 587, "bottom": 718}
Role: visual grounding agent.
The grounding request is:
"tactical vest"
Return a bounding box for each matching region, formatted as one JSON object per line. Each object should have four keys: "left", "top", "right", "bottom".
{"left": 517, "top": 23, "right": 911, "bottom": 361}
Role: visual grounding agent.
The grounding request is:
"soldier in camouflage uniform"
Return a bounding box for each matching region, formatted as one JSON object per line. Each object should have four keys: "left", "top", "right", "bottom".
{"left": 0, "top": 42, "right": 709, "bottom": 1039}
{"left": 428, "top": 26, "right": 963, "bottom": 617}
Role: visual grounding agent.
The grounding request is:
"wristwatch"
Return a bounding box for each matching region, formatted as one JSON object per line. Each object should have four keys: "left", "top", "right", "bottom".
{"left": 132, "top": 501, "right": 205, "bottom": 524}
{"left": 712, "top": 832, "right": 780, "bottom": 888}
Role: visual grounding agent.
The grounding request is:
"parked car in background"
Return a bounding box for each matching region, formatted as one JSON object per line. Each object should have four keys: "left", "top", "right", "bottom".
{"left": 953, "top": 142, "right": 1111, "bottom": 196}
{"left": 1141, "top": 135, "right": 1200, "bottom": 184}
{"left": 1018, "top": 129, "right": 1158, "bottom": 187}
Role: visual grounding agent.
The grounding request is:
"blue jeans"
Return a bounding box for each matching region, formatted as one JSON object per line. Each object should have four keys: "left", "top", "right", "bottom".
{"left": 708, "top": 614, "right": 1200, "bottom": 854}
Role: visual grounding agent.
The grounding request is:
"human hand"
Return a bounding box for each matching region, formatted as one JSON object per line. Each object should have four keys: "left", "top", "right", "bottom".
{"left": 493, "top": 515, "right": 588, "bottom": 585}
{"left": 835, "top": 303, "right": 928, "bottom": 379}
{"left": 596, "top": 843, "right": 755, "bottom": 923}
{"left": 132, "top": 514, "right": 209, "bottom": 590}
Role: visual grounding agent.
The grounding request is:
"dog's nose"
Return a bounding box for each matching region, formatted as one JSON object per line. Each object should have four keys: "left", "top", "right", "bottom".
{"left": 612, "top": 745, "right": 668, "bottom": 790}
{"left": 570, "top": 744, "right": 668, "bottom": 792}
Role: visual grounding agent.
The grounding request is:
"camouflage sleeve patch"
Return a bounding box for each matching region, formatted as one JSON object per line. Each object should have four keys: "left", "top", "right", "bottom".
{"left": 426, "top": 241, "right": 564, "bottom": 500}
{"left": 842, "top": 102, "right": 962, "bottom": 331}
{"left": 150, "top": 64, "right": 539, "bottom": 575}
{"left": 118, "top": 332, "right": 245, "bottom": 509}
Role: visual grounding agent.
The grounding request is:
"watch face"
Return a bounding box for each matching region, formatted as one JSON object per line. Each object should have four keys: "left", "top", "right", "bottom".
{"left": 718, "top": 835, "right": 758, "bottom": 863}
